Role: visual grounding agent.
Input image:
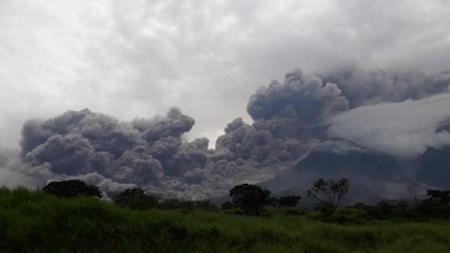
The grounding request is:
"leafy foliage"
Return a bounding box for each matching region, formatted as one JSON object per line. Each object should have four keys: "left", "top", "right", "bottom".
{"left": 426, "top": 190, "right": 450, "bottom": 203}
{"left": 157, "top": 198, "right": 215, "bottom": 210}
{"left": 350, "top": 190, "right": 450, "bottom": 221}
{"left": 1, "top": 188, "right": 450, "bottom": 253}
{"left": 112, "top": 188, "right": 215, "bottom": 211}
{"left": 112, "top": 187, "right": 158, "bottom": 209}
{"left": 41, "top": 179, "right": 102, "bottom": 198}
{"left": 229, "top": 184, "right": 271, "bottom": 215}
{"left": 221, "top": 201, "right": 235, "bottom": 210}
{"left": 416, "top": 190, "right": 450, "bottom": 218}
{"left": 307, "top": 178, "right": 349, "bottom": 211}
{"left": 272, "top": 195, "right": 302, "bottom": 207}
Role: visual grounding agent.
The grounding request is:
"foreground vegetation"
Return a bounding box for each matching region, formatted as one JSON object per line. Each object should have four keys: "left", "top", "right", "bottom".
{"left": 1, "top": 188, "right": 450, "bottom": 253}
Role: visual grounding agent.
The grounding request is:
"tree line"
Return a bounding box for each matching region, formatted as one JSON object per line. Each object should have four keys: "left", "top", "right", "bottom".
{"left": 41, "top": 178, "right": 450, "bottom": 220}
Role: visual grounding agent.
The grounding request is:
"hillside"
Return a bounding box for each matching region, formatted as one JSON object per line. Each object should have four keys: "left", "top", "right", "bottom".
{"left": 261, "top": 141, "right": 422, "bottom": 203}
{"left": 1, "top": 188, "right": 450, "bottom": 253}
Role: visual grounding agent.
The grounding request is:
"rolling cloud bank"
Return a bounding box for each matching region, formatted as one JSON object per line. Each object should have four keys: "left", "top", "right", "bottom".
{"left": 1, "top": 68, "right": 450, "bottom": 202}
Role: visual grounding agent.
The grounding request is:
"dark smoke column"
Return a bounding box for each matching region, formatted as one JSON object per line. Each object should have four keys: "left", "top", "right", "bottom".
{"left": 19, "top": 108, "right": 203, "bottom": 186}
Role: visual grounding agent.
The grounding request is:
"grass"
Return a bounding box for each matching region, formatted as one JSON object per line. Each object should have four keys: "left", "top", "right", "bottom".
{"left": 0, "top": 188, "right": 450, "bottom": 253}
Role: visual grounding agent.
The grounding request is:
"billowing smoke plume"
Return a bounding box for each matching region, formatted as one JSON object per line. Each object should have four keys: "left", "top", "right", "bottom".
{"left": 248, "top": 69, "right": 349, "bottom": 122}
{"left": 321, "top": 68, "right": 450, "bottom": 107}
{"left": 215, "top": 70, "right": 349, "bottom": 168}
{"left": 218, "top": 68, "right": 450, "bottom": 166}
{"left": 4, "top": 68, "right": 450, "bottom": 201}
{"left": 20, "top": 108, "right": 203, "bottom": 184}
{"left": 216, "top": 68, "right": 450, "bottom": 200}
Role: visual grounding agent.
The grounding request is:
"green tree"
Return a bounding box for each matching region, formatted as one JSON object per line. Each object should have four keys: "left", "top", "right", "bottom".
{"left": 229, "top": 184, "right": 271, "bottom": 215}
{"left": 42, "top": 180, "right": 102, "bottom": 198}
{"left": 221, "top": 201, "right": 235, "bottom": 210}
{"left": 307, "top": 178, "right": 349, "bottom": 211}
{"left": 113, "top": 187, "right": 158, "bottom": 210}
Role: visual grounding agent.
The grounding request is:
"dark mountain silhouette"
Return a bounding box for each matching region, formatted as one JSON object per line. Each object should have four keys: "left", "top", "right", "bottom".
{"left": 261, "top": 141, "right": 425, "bottom": 203}
{"left": 416, "top": 146, "right": 450, "bottom": 189}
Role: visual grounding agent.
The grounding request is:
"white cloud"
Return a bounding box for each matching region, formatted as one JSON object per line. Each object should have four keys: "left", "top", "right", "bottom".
{"left": 329, "top": 93, "right": 450, "bottom": 158}
{"left": 1, "top": 0, "right": 449, "bottom": 149}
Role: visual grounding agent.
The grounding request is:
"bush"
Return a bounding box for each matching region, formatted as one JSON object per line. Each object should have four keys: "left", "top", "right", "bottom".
{"left": 314, "top": 201, "right": 336, "bottom": 215}
{"left": 112, "top": 187, "right": 158, "bottom": 210}
{"left": 284, "top": 208, "right": 306, "bottom": 216}
{"left": 113, "top": 188, "right": 216, "bottom": 211}
{"left": 2, "top": 188, "right": 450, "bottom": 252}
{"left": 360, "top": 200, "right": 419, "bottom": 220}
{"left": 229, "top": 184, "right": 271, "bottom": 216}
{"left": 42, "top": 180, "right": 102, "bottom": 198}
{"left": 307, "top": 178, "right": 349, "bottom": 211}
{"left": 221, "top": 201, "right": 234, "bottom": 210}
{"left": 158, "top": 199, "right": 216, "bottom": 210}
{"left": 317, "top": 208, "right": 369, "bottom": 225}
{"left": 273, "top": 195, "right": 301, "bottom": 207}
{"left": 416, "top": 200, "right": 450, "bottom": 218}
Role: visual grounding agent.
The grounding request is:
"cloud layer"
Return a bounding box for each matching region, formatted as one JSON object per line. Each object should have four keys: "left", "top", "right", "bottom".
{"left": 329, "top": 93, "right": 450, "bottom": 158}
{"left": 6, "top": 67, "right": 449, "bottom": 200}
{"left": 2, "top": 1, "right": 450, "bottom": 200}
{"left": 1, "top": 0, "right": 450, "bottom": 148}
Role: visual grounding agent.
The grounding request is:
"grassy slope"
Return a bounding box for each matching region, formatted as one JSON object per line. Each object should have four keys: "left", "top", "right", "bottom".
{"left": 0, "top": 188, "right": 449, "bottom": 253}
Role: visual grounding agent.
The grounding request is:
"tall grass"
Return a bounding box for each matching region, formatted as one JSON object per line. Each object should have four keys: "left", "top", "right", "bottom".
{"left": 0, "top": 188, "right": 449, "bottom": 253}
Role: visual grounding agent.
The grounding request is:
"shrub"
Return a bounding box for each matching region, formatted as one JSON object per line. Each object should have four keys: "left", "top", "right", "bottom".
{"left": 318, "top": 208, "right": 369, "bottom": 225}
{"left": 42, "top": 180, "right": 101, "bottom": 198}
{"left": 307, "top": 178, "right": 349, "bottom": 212}
{"left": 229, "top": 184, "right": 271, "bottom": 216}
{"left": 112, "top": 187, "right": 158, "bottom": 210}
{"left": 158, "top": 199, "right": 215, "bottom": 210}
{"left": 416, "top": 190, "right": 450, "bottom": 218}
{"left": 113, "top": 188, "right": 216, "bottom": 211}
{"left": 221, "top": 201, "right": 234, "bottom": 210}
{"left": 273, "top": 195, "right": 301, "bottom": 207}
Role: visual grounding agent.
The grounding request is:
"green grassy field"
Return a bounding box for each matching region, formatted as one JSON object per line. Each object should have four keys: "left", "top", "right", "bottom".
{"left": 1, "top": 188, "right": 450, "bottom": 253}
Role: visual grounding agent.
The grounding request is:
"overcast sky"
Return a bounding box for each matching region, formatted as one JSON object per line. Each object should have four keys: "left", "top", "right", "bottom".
{"left": 1, "top": 0, "right": 449, "bottom": 149}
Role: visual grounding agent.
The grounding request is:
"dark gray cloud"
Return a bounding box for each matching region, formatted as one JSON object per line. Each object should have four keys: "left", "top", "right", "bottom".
{"left": 322, "top": 68, "right": 450, "bottom": 107}
{"left": 134, "top": 108, "right": 195, "bottom": 142}
{"left": 20, "top": 108, "right": 200, "bottom": 186}
{"left": 215, "top": 70, "right": 348, "bottom": 169}
{"left": 25, "top": 134, "right": 96, "bottom": 175}
{"left": 111, "top": 145, "right": 164, "bottom": 185}
{"left": 215, "top": 67, "right": 450, "bottom": 201}
{"left": 14, "top": 105, "right": 273, "bottom": 198}
{"left": 4, "top": 66, "right": 450, "bottom": 201}
{"left": 248, "top": 69, "right": 349, "bottom": 123}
